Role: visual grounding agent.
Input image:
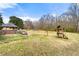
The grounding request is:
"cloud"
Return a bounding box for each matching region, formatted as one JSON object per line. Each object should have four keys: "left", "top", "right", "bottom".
{"left": 0, "top": 3, "right": 39, "bottom": 23}
{"left": 51, "top": 14, "right": 59, "bottom": 17}
{"left": 52, "top": 14, "right": 57, "bottom": 17}
{"left": 0, "top": 3, "right": 17, "bottom": 13}
{"left": 0, "top": 3, "right": 17, "bottom": 9}
{"left": 2, "top": 16, "right": 9, "bottom": 23}
{"left": 18, "top": 16, "right": 40, "bottom": 21}
{"left": 3, "top": 16, "right": 40, "bottom": 23}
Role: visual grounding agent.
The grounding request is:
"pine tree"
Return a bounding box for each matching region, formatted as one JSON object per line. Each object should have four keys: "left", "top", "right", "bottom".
{"left": 0, "top": 14, "right": 3, "bottom": 30}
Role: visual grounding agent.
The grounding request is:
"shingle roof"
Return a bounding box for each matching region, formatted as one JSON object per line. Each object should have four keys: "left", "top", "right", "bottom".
{"left": 1, "top": 23, "right": 17, "bottom": 28}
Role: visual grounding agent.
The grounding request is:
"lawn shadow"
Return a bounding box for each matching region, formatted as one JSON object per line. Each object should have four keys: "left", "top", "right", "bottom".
{"left": 54, "top": 35, "right": 68, "bottom": 40}
{"left": 0, "top": 35, "right": 5, "bottom": 40}
{"left": 0, "top": 35, "right": 7, "bottom": 44}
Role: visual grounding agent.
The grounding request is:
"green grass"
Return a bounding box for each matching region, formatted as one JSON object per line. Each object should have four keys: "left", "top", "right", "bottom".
{"left": 0, "top": 30, "right": 79, "bottom": 56}
{"left": 0, "top": 34, "right": 27, "bottom": 43}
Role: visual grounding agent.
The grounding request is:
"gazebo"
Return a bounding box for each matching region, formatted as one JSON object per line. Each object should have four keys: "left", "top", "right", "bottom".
{"left": 0, "top": 23, "right": 17, "bottom": 34}
{"left": 1, "top": 23, "right": 17, "bottom": 30}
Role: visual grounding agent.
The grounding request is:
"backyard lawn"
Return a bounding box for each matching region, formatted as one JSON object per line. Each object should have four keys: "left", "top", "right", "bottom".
{"left": 0, "top": 30, "right": 79, "bottom": 56}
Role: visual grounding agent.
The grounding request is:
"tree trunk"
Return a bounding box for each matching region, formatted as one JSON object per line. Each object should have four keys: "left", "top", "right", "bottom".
{"left": 77, "top": 22, "right": 79, "bottom": 32}
{"left": 46, "top": 31, "right": 48, "bottom": 36}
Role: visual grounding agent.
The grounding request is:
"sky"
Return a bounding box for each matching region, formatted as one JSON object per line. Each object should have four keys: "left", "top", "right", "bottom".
{"left": 0, "top": 3, "right": 71, "bottom": 23}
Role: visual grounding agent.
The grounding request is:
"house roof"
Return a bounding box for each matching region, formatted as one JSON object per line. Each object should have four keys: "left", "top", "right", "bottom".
{"left": 0, "top": 23, "right": 17, "bottom": 28}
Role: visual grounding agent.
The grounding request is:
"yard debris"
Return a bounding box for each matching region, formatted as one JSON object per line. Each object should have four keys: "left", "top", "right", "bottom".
{"left": 56, "top": 25, "right": 68, "bottom": 39}
{"left": 16, "top": 30, "right": 28, "bottom": 35}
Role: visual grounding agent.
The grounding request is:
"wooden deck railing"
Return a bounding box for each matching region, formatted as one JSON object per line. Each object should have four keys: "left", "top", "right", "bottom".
{"left": 0, "top": 30, "right": 17, "bottom": 34}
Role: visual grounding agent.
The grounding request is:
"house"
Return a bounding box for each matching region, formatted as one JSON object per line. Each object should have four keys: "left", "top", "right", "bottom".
{"left": 0, "top": 23, "right": 17, "bottom": 34}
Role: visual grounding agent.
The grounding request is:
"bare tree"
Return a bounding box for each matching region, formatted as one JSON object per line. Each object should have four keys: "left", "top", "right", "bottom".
{"left": 68, "top": 3, "right": 79, "bottom": 32}
{"left": 23, "top": 20, "right": 33, "bottom": 30}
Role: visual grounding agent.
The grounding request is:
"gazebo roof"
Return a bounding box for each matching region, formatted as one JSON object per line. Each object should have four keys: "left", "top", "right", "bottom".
{"left": 0, "top": 23, "right": 17, "bottom": 28}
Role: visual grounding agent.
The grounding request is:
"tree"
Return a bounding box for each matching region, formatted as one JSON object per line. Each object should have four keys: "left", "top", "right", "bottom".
{"left": 39, "top": 14, "right": 55, "bottom": 35}
{"left": 23, "top": 20, "right": 33, "bottom": 29}
{"left": 9, "top": 16, "right": 24, "bottom": 29}
{"left": 68, "top": 3, "right": 79, "bottom": 32}
{"left": 0, "top": 14, "right": 4, "bottom": 30}
{"left": 57, "top": 3, "right": 79, "bottom": 32}
{"left": 58, "top": 14, "right": 76, "bottom": 32}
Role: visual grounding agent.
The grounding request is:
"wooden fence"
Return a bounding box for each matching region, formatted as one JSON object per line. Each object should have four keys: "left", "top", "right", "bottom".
{"left": 0, "top": 30, "right": 17, "bottom": 35}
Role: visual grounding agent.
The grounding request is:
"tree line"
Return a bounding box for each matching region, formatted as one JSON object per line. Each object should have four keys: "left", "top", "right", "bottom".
{"left": 0, "top": 3, "right": 79, "bottom": 32}
{"left": 33, "top": 3, "right": 79, "bottom": 32}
